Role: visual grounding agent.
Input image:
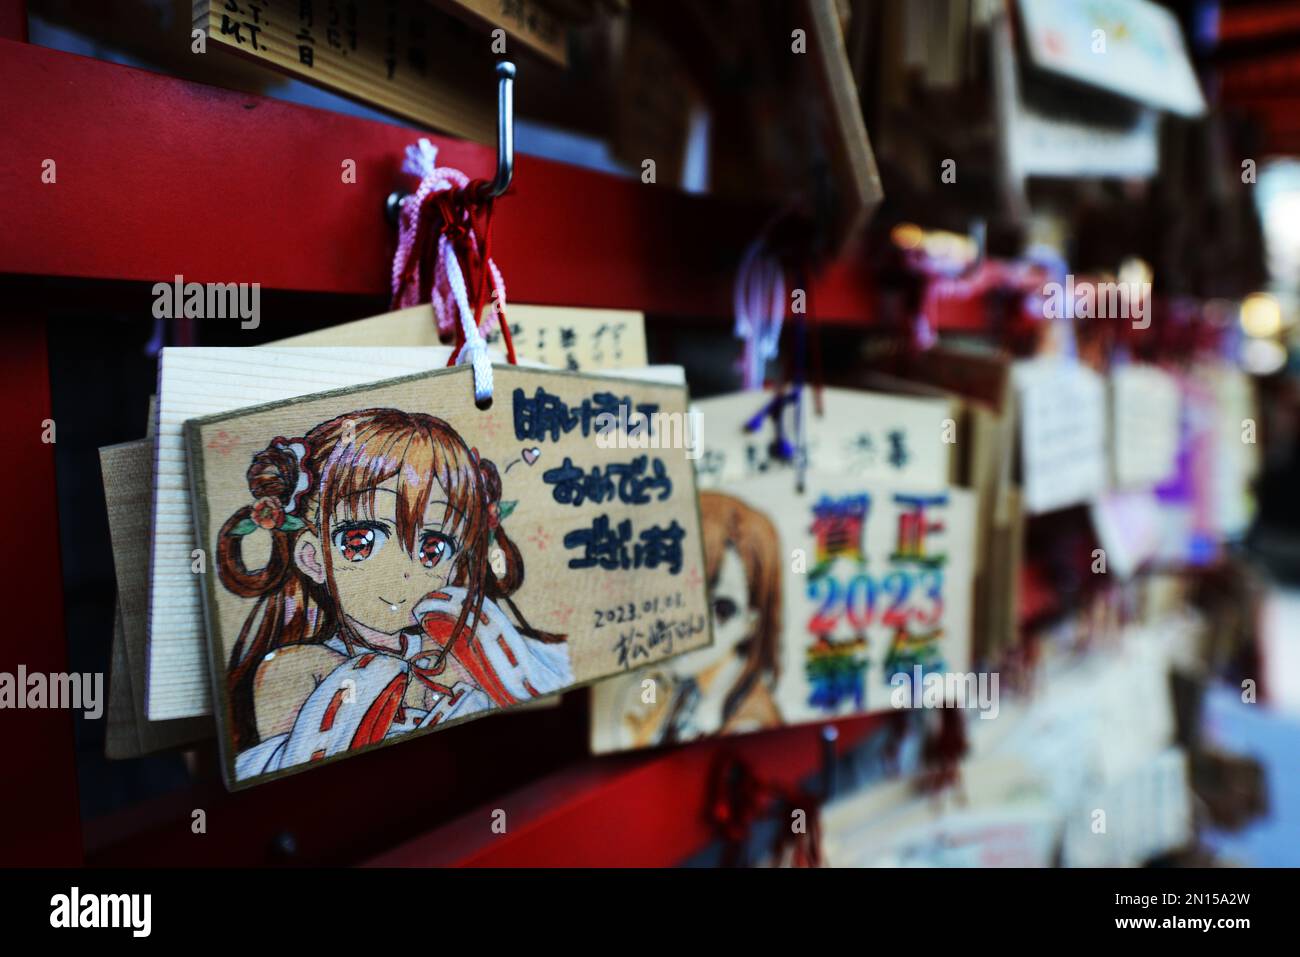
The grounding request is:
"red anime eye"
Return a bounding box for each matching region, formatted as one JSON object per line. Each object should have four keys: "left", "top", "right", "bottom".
{"left": 419, "top": 532, "right": 455, "bottom": 570}
{"left": 332, "top": 524, "right": 388, "bottom": 562}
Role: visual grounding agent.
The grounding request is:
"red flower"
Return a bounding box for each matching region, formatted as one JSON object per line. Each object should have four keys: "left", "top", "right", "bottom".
{"left": 251, "top": 497, "right": 285, "bottom": 530}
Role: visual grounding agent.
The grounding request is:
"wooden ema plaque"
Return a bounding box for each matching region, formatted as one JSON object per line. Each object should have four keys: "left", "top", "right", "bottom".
{"left": 186, "top": 363, "right": 710, "bottom": 787}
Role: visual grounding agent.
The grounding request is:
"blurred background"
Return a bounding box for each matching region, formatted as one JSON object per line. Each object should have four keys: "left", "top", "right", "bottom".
{"left": 11, "top": 0, "right": 1300, "bottom": 866}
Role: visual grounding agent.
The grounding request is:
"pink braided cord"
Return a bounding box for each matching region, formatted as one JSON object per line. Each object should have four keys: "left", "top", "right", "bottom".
{"left": 390, "top": 138, "right": 506, "bottom": 339}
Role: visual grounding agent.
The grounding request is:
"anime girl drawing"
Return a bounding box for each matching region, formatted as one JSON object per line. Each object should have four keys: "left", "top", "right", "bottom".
{"left": 216, "top": 409, "right": 570, "bottom": 780}
{"left": 619, "top": 491, "right": 782, "bottom": 747}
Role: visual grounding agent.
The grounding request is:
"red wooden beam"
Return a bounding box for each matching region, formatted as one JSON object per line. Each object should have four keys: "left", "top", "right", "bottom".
{"left": 0, "top": 38, "right": 882, "bottom": 326}
{"left": 82, "top": 688, "right": 885, "bottom": 867}
{"left": 85, "top": 693, "right": 593, "bottom": 866}
{"left": 0, "top": 0, "right": 84, "bottom": 870}
{"left": 0, "top": 316, "right": 82, "bottom": 866}
{"left": 368, "top": 714, "right": 885, "bottom": 867}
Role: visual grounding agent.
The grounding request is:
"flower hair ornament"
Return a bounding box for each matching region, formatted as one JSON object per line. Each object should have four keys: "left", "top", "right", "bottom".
{"left": 489, "top": 500, "right": 518, "bottom": 543}
{"left": 228, "top": 437, "right": 312, "bottom": 537}
{"left": 468, "top": 447, "right": 516, "bottom": 547}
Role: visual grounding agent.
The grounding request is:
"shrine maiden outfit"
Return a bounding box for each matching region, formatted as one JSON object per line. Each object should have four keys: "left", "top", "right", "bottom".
{"left": 234, "top": 587, "right": 571, "bottom": 780}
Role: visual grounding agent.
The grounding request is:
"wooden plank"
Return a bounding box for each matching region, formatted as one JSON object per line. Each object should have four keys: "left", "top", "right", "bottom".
{"left": 101, "top": 440, "right": 214, "bottom": 753}
{"left": 689, "top": 387, "right": 953, "bottom": 492}
{"left": 274, "top": 303, "right": 648, "bottom": 368}
{"left": 433, "top": 0, "right": 568, "bottom": 65}
{"left": 187, "top": 363, "right": 709, "bottom": 788}
{"left": 609, "top": 11, "right": 700, "bottom": 190}
{"left": 804, "top": 0, "right": 883, "bottom": 249}
{"left": 105, "top": 601, "right": 140, "bottom": 759}
{"left": 148, "top": 344, "right": 678, "bottom": 720}
{"left": 193, "top": 0, "right": 494, "bottom": 142}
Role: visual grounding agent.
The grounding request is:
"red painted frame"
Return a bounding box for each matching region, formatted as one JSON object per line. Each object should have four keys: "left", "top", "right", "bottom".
{"left": 0, "top": 23, "right": 921, "bottom": 867}
{"left": 368, "top": 715, "right": 885, "bottom": 867}
{"left": 0, "top": 36, "right": 893, "bottom": 323}
{"left": 0, "top": 0, "right": 83, "bottom": 867}
{"left": 0, "top": 318, "right": 82, "bottom": 865}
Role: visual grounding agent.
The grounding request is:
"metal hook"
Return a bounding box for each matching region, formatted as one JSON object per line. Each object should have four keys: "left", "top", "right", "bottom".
{"left": 485, "top": 61, "right": 515, "bottom": 198}
{"left": 385, "top": 61, "right": 516, "bottom": 225}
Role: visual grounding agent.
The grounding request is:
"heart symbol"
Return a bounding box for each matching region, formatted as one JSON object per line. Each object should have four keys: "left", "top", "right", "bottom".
{"left": 522, "top": 447, "right": 540, "bottom": 466}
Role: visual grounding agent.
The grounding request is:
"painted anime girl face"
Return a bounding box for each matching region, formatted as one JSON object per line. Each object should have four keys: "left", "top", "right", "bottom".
{"left": 710, "top": 546, "right": 760, "bottom": 654}
{"left": 292, "top": 475, "right": 465, "bottom": 640}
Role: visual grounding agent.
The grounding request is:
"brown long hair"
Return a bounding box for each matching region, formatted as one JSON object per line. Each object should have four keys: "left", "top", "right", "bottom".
{"left": 217, "top": 409, "right": 553, "bottom": 750}
{"left": 699, "top": 490, "right": 783, "bottom": 725}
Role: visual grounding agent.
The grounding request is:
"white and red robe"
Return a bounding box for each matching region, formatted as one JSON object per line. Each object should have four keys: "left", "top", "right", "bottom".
{"left": 234, "top": 587, "right": 570, "bottom": 780}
